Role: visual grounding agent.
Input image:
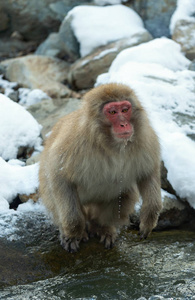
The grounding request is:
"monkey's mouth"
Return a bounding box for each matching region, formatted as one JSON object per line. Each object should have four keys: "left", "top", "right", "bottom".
{"left": 115, "top": 132, "right": 132, "bottom": 139}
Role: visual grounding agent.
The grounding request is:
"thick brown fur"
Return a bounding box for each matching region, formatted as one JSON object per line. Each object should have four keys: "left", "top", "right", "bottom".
{"left": 39, "top": 83, "right": 162, "bottom": 252}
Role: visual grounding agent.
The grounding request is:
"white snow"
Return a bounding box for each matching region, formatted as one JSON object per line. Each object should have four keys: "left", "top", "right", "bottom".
{"left": 67, "top": 5, "right": 147, "bottom": 57}
{"left": 0, "top": 157, "right": 39, "bottom": 204}
{"left": 0, "top": 93, "right": 42, "bottom": 160}
{"left": 96, "top": 37, "right": 195, "bottom": 208}
{"left": 19, "top": 88, "right": 51, "bottom": 107}
{"left": 170, "top": 0, "right": 195, "bottom": 34}
{"left": 109, "top": 37, "right": 190, "bottom": 72}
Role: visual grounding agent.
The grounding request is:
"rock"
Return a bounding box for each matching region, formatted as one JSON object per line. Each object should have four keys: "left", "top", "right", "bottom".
{"left": 128, "top": 0, "right": 177, "bottom": 38}
{"left": 0, "top": 38, "right": 37, "bottom": 61}
{"left": 36, "top": 14, "right": 80, "bottom": 62}
{"left": 0, "top": 0, "right": 92, "bottom": 42}
{"left": 58, "top": 13, "right": 80, "bottom": 61}
{"left": 172, "top": 20, "right": 195, "bottom": 60}
{"left": 157, "top": 191, "right": 189, "bottom": 229}
{"left": 0, "top": 0, "right": 60, "bottom": 42}
{"left": 1, "top": 55, "right": 72, "bottom": 98}
{"left": 17, "top": 146, "right": 35, "bottom": 160}
{"left": 27, "top": 98, "right": 80, "bottom": 139}
{"left": 0, "top": 11, "right": 9, "bottom": 31}
{"left": 35, "top": 33, "right": 70, "bottom": 60}
{"left": 5, "top": 90, "right": 19, "bottom": 102}
{"left": 68, "top": 5, "right": 150, "bottom": 58}
{"left": 68, "top": 32, "right": 153, "bottom": 89}
{"left": 49, "top": 0, "right": 92, "bottom": 22}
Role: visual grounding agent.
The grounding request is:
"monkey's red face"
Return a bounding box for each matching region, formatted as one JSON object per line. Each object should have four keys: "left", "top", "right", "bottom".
{"left": 103, "top": 101, "right": 133, "bottom": 139}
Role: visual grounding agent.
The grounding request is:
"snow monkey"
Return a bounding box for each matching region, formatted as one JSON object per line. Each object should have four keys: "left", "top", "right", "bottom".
{"left": 39, "top": 83, "right": 162, "bottom": 253}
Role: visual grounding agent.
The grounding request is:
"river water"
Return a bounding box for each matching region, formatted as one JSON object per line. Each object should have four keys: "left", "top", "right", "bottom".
{"left": 0, "top": 212, "right": 194, "bottom": 299}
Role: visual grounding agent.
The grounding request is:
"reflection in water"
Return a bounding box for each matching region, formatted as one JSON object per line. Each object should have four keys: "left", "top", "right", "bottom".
{"left": 0, "top": 212, "right": 194, "bottom": 299}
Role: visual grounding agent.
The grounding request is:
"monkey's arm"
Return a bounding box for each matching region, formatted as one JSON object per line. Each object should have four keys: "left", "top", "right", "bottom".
{"left": 51, "top": 176, "right": 86, "bottom": 252}
{"left": 137, "top": 172, "right": 162, "bottom": 239}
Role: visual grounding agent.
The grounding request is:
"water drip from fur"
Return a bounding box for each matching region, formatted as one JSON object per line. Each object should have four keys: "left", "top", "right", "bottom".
{"left": 118, "top": 140, "right": 127, "bottom": 219}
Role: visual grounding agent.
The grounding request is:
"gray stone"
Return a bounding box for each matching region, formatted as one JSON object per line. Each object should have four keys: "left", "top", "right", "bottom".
{"left": 58, "top": 13, "right": 80, "bottom": 61}
{"left": 36, "top": 14, "right": 80, "bottom": 62}
{"left": 0, "top": 0, "right": 93, "bottom": 42}
{"left": 129, "top": 0, "right": 177, "bottom": 38}
{"left": 0, "top": 0, "right": 60, "bottom": 41}
{"left": 0, "top": 38, "right": 37, "bottom": 61}
{"left": 49, "top": 0, "right": 92, "bottom": 22}
{"left": 0, "top": 11, "right": 9, "bottom": 31}
{"left": 157, "top": 192, "right": 189, "bottom": 230}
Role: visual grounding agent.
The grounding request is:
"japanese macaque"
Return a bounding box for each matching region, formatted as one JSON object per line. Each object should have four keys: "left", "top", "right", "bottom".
{"left": 39, "top": 83, "right": 162, "bottom": 253}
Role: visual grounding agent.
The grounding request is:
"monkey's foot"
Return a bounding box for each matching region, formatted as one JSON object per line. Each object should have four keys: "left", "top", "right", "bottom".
{"left": 99, "top": 226, "right": 117, "bottom": 249}
{"left": 60, "top": 230, "right": 89, "bottom": 253}
{"left": 100, "top": 233, "right": 117, "bottom": 249}
{"left": 60, "top": 237, "right": 80, "bottom": 253}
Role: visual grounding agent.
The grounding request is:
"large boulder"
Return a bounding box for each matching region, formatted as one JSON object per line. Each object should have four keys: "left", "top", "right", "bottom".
{"left": 68, "top": 32, "right": 153, "bottom": 90}
{"left": 1, "top": 55, "right": 72, "bottom": 98}
{"left": 0, "top": 0, "right": 93, "bottom": 42}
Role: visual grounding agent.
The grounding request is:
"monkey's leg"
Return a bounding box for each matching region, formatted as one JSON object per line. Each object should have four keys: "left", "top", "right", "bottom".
{"left": 51, "top": 179, "right": 86, "bottom": 253}
{"left": 138, "top": 175, "right": 162, "bottom": 239}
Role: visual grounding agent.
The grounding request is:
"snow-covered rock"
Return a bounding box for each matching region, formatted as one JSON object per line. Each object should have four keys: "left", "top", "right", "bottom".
{"left": 0, "top": 157, "right": 39, "bottom": 206}
{"left": 68, "top": 5, "right": 149, "bottom": 57}
{"left": 0, "top": 94, "right": 42, "bottom": 160}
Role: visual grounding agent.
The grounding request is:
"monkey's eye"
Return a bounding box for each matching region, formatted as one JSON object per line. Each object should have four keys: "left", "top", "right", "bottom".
{"left": 122, "top": 108, "right": 129, "bottom": 113}
{"left": 109, "top": 110, "right": 117, "bottom": 115}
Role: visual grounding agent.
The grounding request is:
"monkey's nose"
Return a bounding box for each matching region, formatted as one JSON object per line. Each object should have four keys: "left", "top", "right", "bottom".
{"left": 120, "top": 123, "right": 127, "bottom": 127}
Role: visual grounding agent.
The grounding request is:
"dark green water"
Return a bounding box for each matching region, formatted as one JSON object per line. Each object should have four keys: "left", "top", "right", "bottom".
{"left": 0, "top": 212, "right": 194, "bottom": 299}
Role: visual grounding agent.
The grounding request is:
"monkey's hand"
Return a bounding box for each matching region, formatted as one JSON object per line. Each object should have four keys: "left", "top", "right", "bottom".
{"left": 139, "top": 211, "right": 160, "bottom": 240}
{"left": 139, "top": 226, "right": 151, "bottom": 240}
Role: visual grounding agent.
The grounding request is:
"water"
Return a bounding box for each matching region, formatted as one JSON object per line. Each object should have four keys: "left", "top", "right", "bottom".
{"left": 0, "top": 211, "right": 194, "bottom": 299}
